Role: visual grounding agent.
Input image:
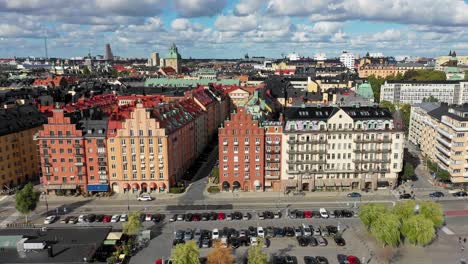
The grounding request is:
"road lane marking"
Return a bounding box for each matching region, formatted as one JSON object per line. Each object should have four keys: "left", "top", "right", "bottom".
{"left": 441, "top": 226, "right": 455, "bottom": 235}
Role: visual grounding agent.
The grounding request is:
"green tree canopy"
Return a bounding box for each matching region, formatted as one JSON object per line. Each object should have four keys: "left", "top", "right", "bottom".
{"left": 403, "top": 70, "right": 446, "bottom": 81}
{"left": 359, "top": 203, "right": 388, "bottom": 230}
{"left": 368, "top": 75, "right": 386, "bottom": 102}
{"left": 392, "top": 200, "right": 417, "bottom": 220}
{"left": 436, "top": 169, "right": 451, "bottom": 182}
{"left": 122, "top": 212, "right": 143, "bottom": 235}
{"left": 370, "top": 213, "right": 401, "bottom": 247}
{"left": 379, "top": 100, "right": 396, "bottom": 113}
{"left": 401, "top": 214, "right": 435, "bottom": 246}
{"left": 402, "top": 163, "right": 415, "bottom": 181}
{"left": 172, "top": 241, "right": 200, "bottom": 264}
{"left": 419, "top": 201, "right": 444, "bottom": 228}
{"left": 247, "top": 241, "right": 268, "bottom": 264}
{"left": 422, "top": 95, "right": 439, "bottom": 102}
{"left": 15, "top": 182, "right": 40, "bottom": 223}
{"left": 207, "top": 240, "right": 235, "bottom": 264}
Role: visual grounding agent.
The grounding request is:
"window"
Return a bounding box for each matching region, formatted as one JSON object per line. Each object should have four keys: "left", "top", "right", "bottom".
{"left": 150, "top": 173, "right": 155, "bottom": 179}
{"left": 90, "top": 166, "right": 94, "bottom": 171}
{"left": 159, "top": 172, "right": 164, "bottom": 179}
{"left": 148, "top": 130, "right": 153, "bottom": 136}
{"left": 393, "top": 153, "right": 398, "bottom": 159}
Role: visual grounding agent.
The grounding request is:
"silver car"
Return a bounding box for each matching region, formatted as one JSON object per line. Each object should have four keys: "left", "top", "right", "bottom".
{"left": 184, "top": 229, "right": 193, "bottom": 240}
{"left": 294, "top": 227, "right": 302, "bottom": 237}
{"left": 194, "top": 229, "right": 201, "bottom": 241}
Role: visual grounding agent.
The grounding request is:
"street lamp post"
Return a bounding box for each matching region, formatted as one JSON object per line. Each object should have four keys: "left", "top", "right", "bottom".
{"left": 127, "top": 189, "right": 130, "bottom": 212}
{"left": 45, "top": 182, "right": 49, "bottom": 216}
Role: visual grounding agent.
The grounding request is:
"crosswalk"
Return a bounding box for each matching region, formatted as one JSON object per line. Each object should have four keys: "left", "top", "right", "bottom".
{"left": 0, "top": 211, "right": 21, "bottom": 228}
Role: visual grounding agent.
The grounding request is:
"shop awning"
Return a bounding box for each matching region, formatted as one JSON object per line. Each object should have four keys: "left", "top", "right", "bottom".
{"left": 132, "top": 183, "right": 139, "bottom": 189}
{"left": 150, "top": 182, "right": 157, "bottom": 189}
{"left": 87, "top": 184, "right": 109, "bottom": 192}
{"left": 123, "top": 183, "right": 130, "bottom": 189}
{"left": 254, "top": 180, "right": 261, "bottom": 187}
{"left": 106, "top": 232, "right": 123, "bottom": 240}
{"left": 103, "top": 240, "right": 117, "bottom": 245}
{"left": 264, "top": 182, "right": 272, "bottom": 187}
{"left": 141, "top": 183, "right": 148, "bottom": 188}
{"left": 61, "top": 184, "right": 77, "bottom": 190}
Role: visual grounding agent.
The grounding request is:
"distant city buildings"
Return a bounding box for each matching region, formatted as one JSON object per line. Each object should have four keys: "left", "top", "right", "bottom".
{"left": 339, "top": 51, "right": 355, "bottom": 70}
{"left": 380, "top": 80, "right": 468, "bottom": 105}
{"left": 149, "top": 52, "right": 160, "bottom": 67}
{"left": 105, "top": 44, "right": 113, "bottom": 61}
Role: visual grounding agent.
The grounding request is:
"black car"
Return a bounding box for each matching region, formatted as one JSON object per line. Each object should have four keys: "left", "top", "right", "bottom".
{"left": 272, "top": 256, "right": 286, "bottom": 264}
{"left": 233, "top": 211, "right": 243, "bottom": 220}
{"left": 153, "top": 214, "right": 162, "bottom": 223}
{"left": 185, "top": 213, "right": 193, "bottom": 222}
{"left": 453, "top": 191, "right": 468, "bottom": 197}
{"left": 230, "top": 238, "right": 240, "bottom": 248}
{"left": 288, "top": 210, "right": 297, "bottom": 219}
{"left": 173, "top": 239, "right": 185, "bottom": 246}
{"left": 326, "top": 225, "right": 338, "bottom": 235}
{"left": 400, "top": 193, "right": 413, "bottom": 199}
{"left": 95, "top": 214, "right": 104, "bottom": 222}
{"left": 315, "top": 256, "right": 329, "bottom": 264}
{"left": 239, "top": 236, "right": 250, "bottom": 246}
{"left": 285, "top": 256, "right": 297, "bottom": 264}
{"left": 297, "top": 236, "right": 309, "bottom": 247}
{"left": 264, "top": 211, "right": 274, "bottom": 219}
{"left": 347, "top": 192, "right": 362, "bottom": 198}
{"left": 295, "top": 210, "right": 305, "bottom": 219}
{"left": 341, "top": 210, "right": 354, "bottom": 218}
{"left": 334, "top": 210, "right": 343, "bottom": 218}
{"left": 304, "top": 256, "right": 318, "bottom": 264}
{"left": 337, "top": 254, "right": 347, "bottom": 264}
{"left": 201, "top": 213, "right": 209, "bottom": 221}
{"left": 248, "top": 226, "right": 257, "bottom": 237}
{"left": 334, "top": 236, "right": 346, "bottom": 246}
{"left": 209, "top": 212, "right": 217, "bottom": 220}
{"left": 284, "top": 227, "right": 295, "bottom": 237}
{"left": 309, "top": 236, "right": 318, "bottom": 247}
{"left": 311, "top": 211, "right": 321, "bottom": 218}
{"left": 429, "top": 191, "right": 444, "bottom": 198}
{"left": 274, "top": 227, "right": 285, "bottom": 237}
{"left": 85, "top": 214, "right": 96, "bottom": 223}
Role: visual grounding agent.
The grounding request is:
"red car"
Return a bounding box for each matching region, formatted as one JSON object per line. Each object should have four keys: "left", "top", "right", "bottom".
{"left": 304, "top": 211, "right": 312, "bottom": 218}
{"left": 217, "top": 212, "right": 225, "bottom": 220}
{"left": 192, "top": 214, "right": 200, "bottom": 221}
{"left": 347, "top": 256, "right": 361, "bottom": 264}
{"left": 155, "top": 259, "right": 163, "bottom": 264}
{"left": 102, "top": 215, "right": 112, "bottom": 223}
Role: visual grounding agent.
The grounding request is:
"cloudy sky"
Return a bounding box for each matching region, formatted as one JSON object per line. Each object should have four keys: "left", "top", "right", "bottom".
{"left": 0, "top": 0, "right": 467, "bottom": 59}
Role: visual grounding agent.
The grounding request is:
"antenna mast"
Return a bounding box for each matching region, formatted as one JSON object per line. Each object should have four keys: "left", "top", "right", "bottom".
{"left": 44, "top": 37, "right": 48, "bottom": 59}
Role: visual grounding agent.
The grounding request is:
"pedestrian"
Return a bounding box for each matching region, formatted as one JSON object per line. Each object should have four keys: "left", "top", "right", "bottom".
{"left": 460, "top": 237, "right": 463, "bottom": 243}
{"left": 464, "top": 238, "right": 467, "bottom": 243}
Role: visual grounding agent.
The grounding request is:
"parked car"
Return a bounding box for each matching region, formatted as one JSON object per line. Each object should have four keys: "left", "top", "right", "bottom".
{"left": 313, "top": 227, "right": 322, "bottom": 236}
{"left": 399, "top": 193, "right": 413, "bottom": 199}
{"left": 304, "top": 211, "right": 312, "bottom": 218}
{"left": 334, "top": 210, "right": 343, "bottom": 218}
{"left": 201, "top": 238, "right": 210, "bottom": 248}
{"left": 347, "top": 255, "right": 361, "bottom": 264}
{"left": 185, "top": 213, "right": 193, "bottom": 222}
{"left": 212, "top": 228, "right": 220, "bottom": 240}
{"left": 274, "top": 227, "right": 285, "bottom": 237}
{"left": 284, "top": 227, "right": 295, "bottom": 237}
{"left": 317, "top": 236, "right": 328, "bottom": 246}
{"left": 44, "top": 215, "right": 57, "bottom": 224}
{"left": 153, "top": 214, "right": 162, "bottom": 223}
{"left": 266, "top": 226, "right": 275, "bottom": 238}
{"left": 334, "top": 236, "right": 346, "bottom": 246}
{"left": 347, "top": 192, "right": 361, "bottom": 198}
{"left": 120, "top": 214, "right": 128, "bottom": 222}
{"left": 184, "top": 229, "right": 193, "bottom": 240}
{"left": 174, "top": 230, "right": 185, "bottom": 240}
{"left": 248, "top": 226, "right": 256, "bottom": 237}
{"left": 329, "top": 210, "right": 335, "bottom": 218}
{"left": 337, "top": 254, "right": 348, "bottom": 264}
{"left": 304, "top": 256, "right": 318, "bottom": 264}
{"left": 257, "top": 212, "right": 265, "bottom": 220}
{"left": 341, "top": 210, "right": 354, "bottom": 218}
{"left": 226, "top": 213, "right": 232, "bottom": 221}
{"left": 209, "top": 212, "right": 217, "bottom": 221}
{"left": 302, "top": 224, "right": 312, "bottom": 236}
{"left": 250, "top": 236, "right": 258, "bottom": 246}
{"left": 257, "top": 227, "right": 265, "bottom": 238}
{"left": 192, "top": 213, "right": 200, "bottom": 221}
{"left": 309, "top": 236, "right": 318, "bottom": 247}
{"left": 95, "top": 215, "right": 104, "bottom": 222}
{"left": 311, "top": 211, "right": 321, "bottom": 218}
{"left": 297, "top": 236, "right": 309, "bottom": 247}
{"left": 111, "top": 214, "right": 120, "bottom": 223}
{"left": 85, "top": 214, "right": 96, "bottom": 223}
{"left": 177, "top": 214, "right": 185, "bottom": 221}
{"left": 232, "top": 212, "right": 243, "bottom": 220}
{"left": 274, "top": 211, "right": 281, "bottom": 219}
{"left": 239, "top": 229, "right": 247, "bottom": 238}
{"left": 319, "top": 208, "right": 329, "bottom": 218}
{"left": 326, "top": 225, "right": 338, "bottom": 235}
{"left": 201, "top": 213, "right": 209, "bottom": 221}
{"left": 321, "top": 227, "right": 329, "bottom": 237}
{"left": 264, "top": 211, "right": 274, "bottom": 219}
{"left": 285, "top": 255, "right": 297, "bottom": 264}
{"left": 102, "top": 215, "right": 112, "bottom": 223}
{"left": 453, "top": 191, "right": 468, "bottom": 197}
{"left": 294, "top": 226, "right": 303, "bottom": 237}
{"left": 170, "top": 215, "right": 177, "bottom": 222}
{"left": 137, "top": 194, "right": 153, "bottom": 201}
{"left": 61, "top": 216, "right": 71, "bottom": 224}
{"left": 78, "top": 215, "right": 85, "bottom": 223}
{"left": 429, "top": 191, "right": 444, "bottom": 198}
{"left": 315, "top": 256, "right": 329, "bottom": 264}
{"left": 242, "top": 212, "right": 251, "bottom": 220}
{"left": 230, "top": 238, "right": 240, "bottom": 248}
{"left": 217, "top": 212, "right": 225, "bottom": 220}
{"left": 194, "top": 229, "right": 202, "bottom": 241}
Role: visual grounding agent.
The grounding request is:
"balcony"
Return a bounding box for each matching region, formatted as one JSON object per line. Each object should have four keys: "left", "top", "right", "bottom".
{"left": 353, "top": 159, "right": 390, "bottom": 164}
{"left": 266, "top": 149, "right": 280, "bottom": 154}
{"left": 233, "top": 141, "right": 239, "bottom": 146}
{"left": 288, "top": 139, "right": 327, "bottom": 145}
{"left": 265, "top": 167, "right": 280, "bottom": 171}
{"left": 255, "top": 141, "right": 260, "bottom": 145}
{"left": 223, "top": 141, "right": 228, "bottom": 146}
{"left": 98, "top": 162, "right": 107, "bottom": 166}
{"left": 265, "top": 175, "right": 280, "bottom": 180}
{"left": 437, "top": 128, "right": 453, "bottom": 139}
{"left": 286, "top": 170, "right": 300, "bottom": 174}
{"left": 74, "top": 144, "right": 82, "bottom": 148}
{"left": 267, "top": 141, "right": 281, "bottom": 145}
{"left": 287, "top": 159, "right": 326, "bottom": 164}
{"left": 354, "top": 148, "right": 392, "bottom": 154}
{"left": 244, "top": 141, "right": 249, "bottom": 145}
{"left": 436, "top": 144, "right": 451, "bottom": 156}
{"left": 436, "top": 137, "right": 451, "bottom": 148}
{"left": 75, "top": 153, "right": 83, "bottom": 157}
{"left": 44, "top": 172, "right": 53, "bottom": 176}
{"left": 435, "top": 153, "right": 450, "bottom": 165}
{"left": 74, "top": 162, "right": 83, "bottom": 166}
{"left": 77, "top": 171, "right": 84, "bottom": 176}
{"left": 354, "top": 138, "right": 392, "bottom": 144}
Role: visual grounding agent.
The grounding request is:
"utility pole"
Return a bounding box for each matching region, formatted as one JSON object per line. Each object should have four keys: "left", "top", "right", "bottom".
{"left": 44, "top": 37, "right": 48, "bottom": 59}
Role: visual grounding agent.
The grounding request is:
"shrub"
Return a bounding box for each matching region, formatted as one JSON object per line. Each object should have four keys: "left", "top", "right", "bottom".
{"left": 207, "top": 186, "right": 220, "bottom": 193}
{"left": 169, "top": 187, "right": 185, "bottom": 194}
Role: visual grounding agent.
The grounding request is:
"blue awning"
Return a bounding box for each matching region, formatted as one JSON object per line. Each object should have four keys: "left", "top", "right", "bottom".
{"left": 87, "top": 184, "right": 109, "bottom": 192}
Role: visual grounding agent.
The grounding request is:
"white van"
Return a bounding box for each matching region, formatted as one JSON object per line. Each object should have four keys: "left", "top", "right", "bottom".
{"left": 319, "top": 208, "right": 329, "bottom": 218}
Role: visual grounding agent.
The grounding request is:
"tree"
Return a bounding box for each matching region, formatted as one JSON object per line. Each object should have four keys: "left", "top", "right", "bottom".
{"left": 464, "top": 71, "right": 468, "bottom": 80}
{"left": 171, "top": 241, "right": 200, "bottom": 264}
{"left": 207, "top": 240, "right": 235, "bottom": 264}
{"left": 419, "top": 201, "right": 444, "bottom": 228}
{"left": 15, "top": 182, "right": 40, "bottom": 223}
{"left": 436, "top": 169, "right": 451, "bottom": 182}
{"left": 122, "top": 212, "right": 142, "bottom": 235}
{"left": 370, "top": 213, "right": 401, "bottom": 247}
{"left": 402, "top": 163, "right": 414, "bottom": 181}
{"left": 359, "top": 203, "right": 388, "bottom": 230}
{"left": 368, "top": 75, "right": 386, "bottom": 102}
{"left": 247, "top": 241, "right": 268, "bottom": 264}
{"left": 392, "top": 201, "right": 417, "bottom": 220}
{"left": 401, "top": 215, "right": 435, "bottom": 246}
{"left": 379, "top": 100, "right": 396, "bottom": 113}
{"left": 82, "top": 67, "right": 91, "bottom": 76}
{"left": 422, "top": 95, "right": 439, "bottom": 102}
{"left": 399, "top": 104, "right": 412, "bottom": 132}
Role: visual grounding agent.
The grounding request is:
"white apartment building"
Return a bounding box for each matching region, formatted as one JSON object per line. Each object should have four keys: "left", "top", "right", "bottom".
{"left": 380, "top": 80, "right": 468, "bottom": 105}
{"left": 281, "top": 106, "right": 405, "bottom": 191}
{"left": 340, "top": 51, "right": 355, "bottom": 69}
{"left": 409, "top": 103, "right": 468, "bottom": 187}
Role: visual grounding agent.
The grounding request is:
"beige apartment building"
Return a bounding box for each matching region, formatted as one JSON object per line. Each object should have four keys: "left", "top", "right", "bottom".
{"left": 281, "top": 106, "right": 405, "bottom": 191}
{"left": 409, "top": 102, "right": 468, "bottom": 186}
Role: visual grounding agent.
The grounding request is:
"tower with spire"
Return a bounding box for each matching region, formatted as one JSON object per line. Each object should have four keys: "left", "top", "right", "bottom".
{"left": 164, "top": 43, "right": 182, "bottom": 73}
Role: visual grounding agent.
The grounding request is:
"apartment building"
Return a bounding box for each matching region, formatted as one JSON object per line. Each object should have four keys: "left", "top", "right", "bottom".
{"left": 409, "top": 103, "right": 468, "bottom": 186}
{"left": 263, "top": 121, "right": 283, "bottom": 191}
{"left": 219, "top": 107, "right": 265, "bottom": 192}
{"left": 408, "top": 102, "right": 441, "bottom": 162}
{"left": 0, "top": 105, "right": 46, "bottom": 191}
{"left": 281, "top": 106, "right": 405, "bottom": 191}
{"left": 36, "top": 109, "right": 88, "bottom": 193}
{"left": 380, "top": 80, "right": 468, "bottom": 105}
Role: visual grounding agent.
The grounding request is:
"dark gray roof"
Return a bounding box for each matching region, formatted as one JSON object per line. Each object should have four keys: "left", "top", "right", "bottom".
{"left": 0, "top": 227, "right": 111, "bottom": 264}
{"left": 0, "top": 105, "right": 47, "bottom": 137}
{"left": 386, "top": 80, "right": 461, "bottom": 84}
{"left": 80, "top": 118, "right": 108, "bottom": 137}
{"left": 428, "top": 103, "right": 468, "bottom": 122}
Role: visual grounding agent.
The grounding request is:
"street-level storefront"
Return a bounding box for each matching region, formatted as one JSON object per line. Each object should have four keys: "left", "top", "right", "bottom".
{"left": 87, "top": 184, "right": 109, "bottom": 193}
{"left": 110, "top": 181, "right": 168, "bottom": 194}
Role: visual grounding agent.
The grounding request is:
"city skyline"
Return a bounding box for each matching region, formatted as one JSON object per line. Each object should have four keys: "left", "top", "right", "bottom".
{"left": 0, "top": 0, "right": 467, "bottom": 58}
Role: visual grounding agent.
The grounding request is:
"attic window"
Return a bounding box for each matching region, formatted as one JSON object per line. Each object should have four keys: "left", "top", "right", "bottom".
{"left": 87, "top": 130, "right": 92, "bottom": 134}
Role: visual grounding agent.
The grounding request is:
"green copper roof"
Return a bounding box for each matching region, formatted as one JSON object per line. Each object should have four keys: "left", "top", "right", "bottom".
{"left": 357, "top": 83, "right": 374, "bottom": 100}
{"left": 145, "top": 77, "right": 239, "bottom": 87}
{"left": 166, "top": 43, "right": 181, "bottom": 59}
